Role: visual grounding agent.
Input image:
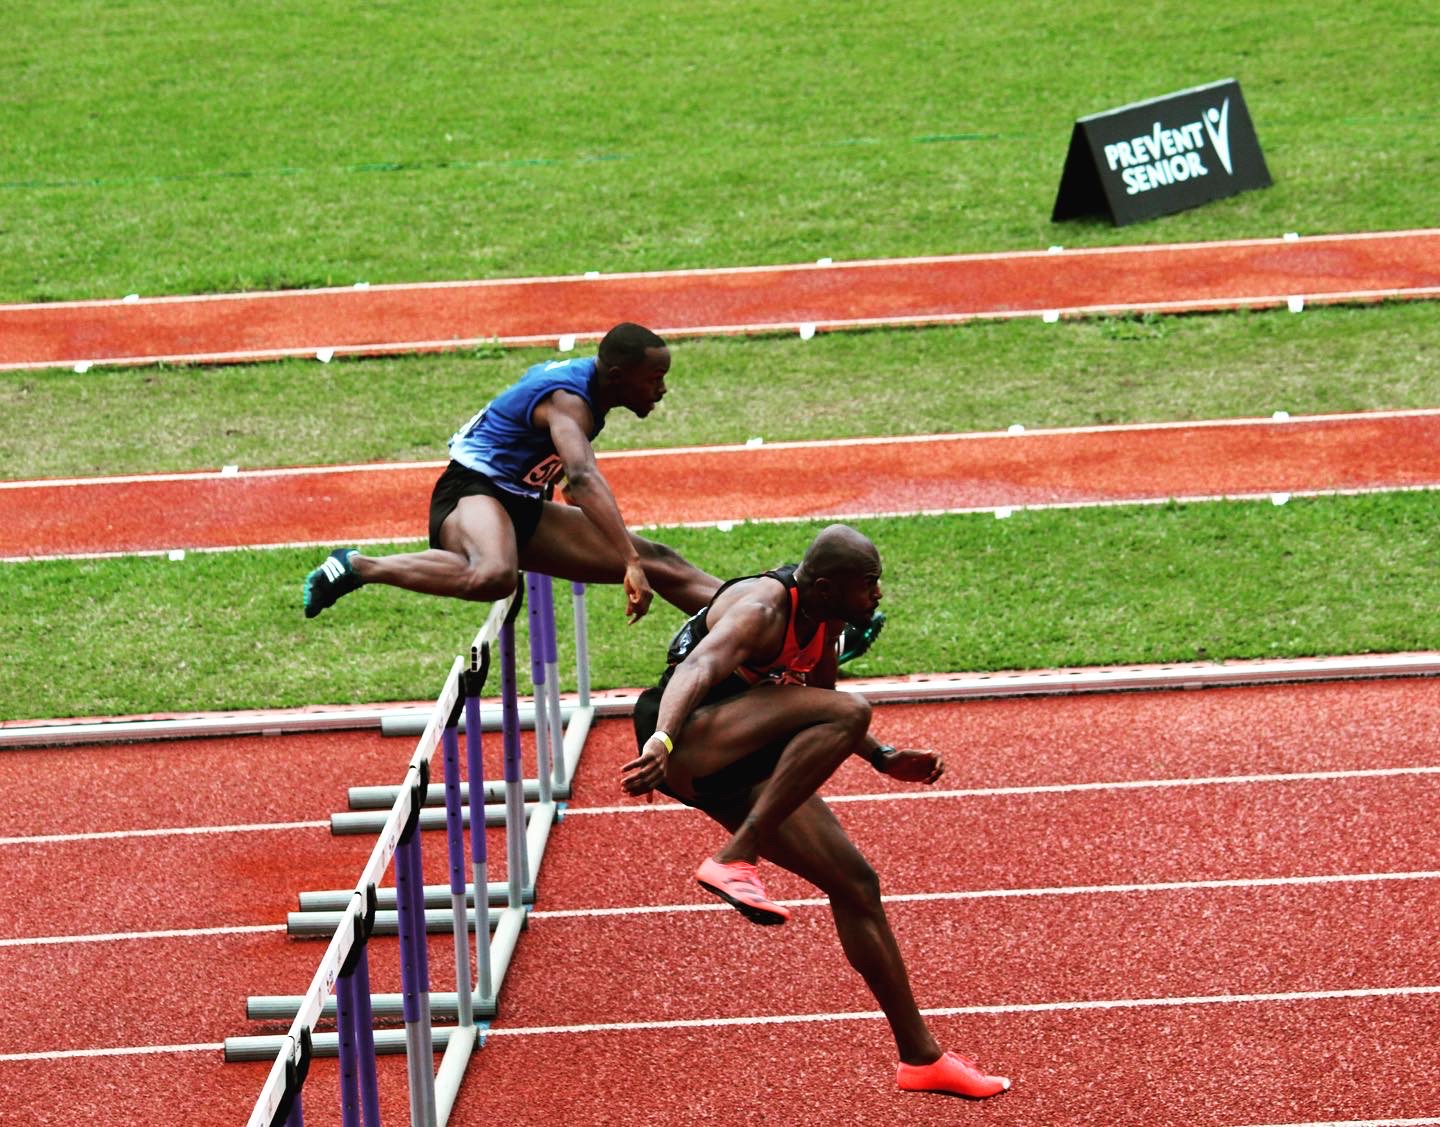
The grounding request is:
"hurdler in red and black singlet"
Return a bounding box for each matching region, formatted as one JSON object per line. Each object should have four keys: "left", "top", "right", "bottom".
{"left": 634, "top": 564, "right": 828, "bottom": 811}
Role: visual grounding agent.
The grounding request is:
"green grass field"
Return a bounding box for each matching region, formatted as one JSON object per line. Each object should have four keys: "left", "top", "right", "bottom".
{"left": 3, "top": 1, "right": 1437, "bottom": 720}
{"left": 4, "top": 1, "right": 1437, "bottom": 301}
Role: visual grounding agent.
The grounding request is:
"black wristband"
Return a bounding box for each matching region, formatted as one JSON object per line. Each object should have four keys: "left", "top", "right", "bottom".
{"left": 868, "top": 744, "right": 896, "bottom": 770}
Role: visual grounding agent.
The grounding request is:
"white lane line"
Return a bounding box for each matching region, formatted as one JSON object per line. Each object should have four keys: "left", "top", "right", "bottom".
{"left": 0, "top": 923, "right": 285, "bottom": 949}
{"left": 1237, "top": 1120, "right": 1440, "bottom": 1127}
{"left": 9, "top": 481, "right": 1439, "bottom": 564}
{"left": 564, "top": 764, "right": 1440, "bottom": 817}
{"left": 483, "top": 983, "right": 1440, "bottom": 1039}
{"left": 5, "top": 407, "right": 1439, "bottom": 490}
{"left": 0, "top": 1042, "right": 224, "bottom": 1063}
{"left": 529, "top": 870, "right": 1440, "bottom": 921}
{"left": 13, "top": 980, "right": 1438, "bottom": 1064}
{"left": 1, "top": 227, "right": 1431, "bottom": 310}
{"left": 0, "top": 819, "right": 329, "bottom": 846}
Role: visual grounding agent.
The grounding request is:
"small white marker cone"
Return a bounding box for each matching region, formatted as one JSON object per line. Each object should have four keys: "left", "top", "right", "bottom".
{"left": 995, "top": 507, "right": 1014, "bottom": 520}
{"left": 221, "top": 464, "right": 239, "bottom": 475}
{"left": 1042, "top": 310, "right": 1060, "bottom": 323}
{"left": 558, "top": 334, "right": 576, "bottom": 352}
{"left": 1272, "top": 410, "right": 1291, "bottom": 421}
{"left": 1007, "top": 423, "right": 1026, "bottom": 434}
{"left": 716, "top": 521, "right": 735, "bottom": 532}
{"left": 73, "top": 361, "right": 92, "bottom": 374}
{"left": 1287, "top": 296, "right": 1304, "bottom": 313}
{"left": 353, "top": 281, "right": 370, "bottom": 290}
{"left": 168, "top": 549, "right": 186, "bottom": 561}
{"left": 816, "top": 257, "right": 833, "bottom": 266}
{"left": 122, "top": 293, "right": 140, "bottom": 303}
{"left": 745, "top": 436, "right": 764, "bottom": 447}
{"left": 1048, "top": 245, "right": 1064, "bottom": 254}
{"left": 1271, "top": 493, "right": 1291, "bottom": 506}
{"left": 584, "top": 271, "right": 600, "bottom": 278}
{"left": 1283, "top": 232, "right": 1300, "bottom": 241}
{"left": 316, "top": 348, "right": 334, "bottom": 363}
{"left": 798, "top": 323, "right": 816, "bottom": 341}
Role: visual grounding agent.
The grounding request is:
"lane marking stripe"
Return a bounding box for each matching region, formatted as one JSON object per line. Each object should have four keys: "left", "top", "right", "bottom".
{"left": 565, "top": 764, "right": 1440, "bottom": 817}
{"left": 0, "top": 819, "right": 329, "bottom": 846}
{"left": 3, "top": 227, "right": 1432, "bottom": 310}
{"left": 5, "top": 407, "right": 1440, "bottom": 490}
{"left": 0, "top": 923, "right": 285, "bottom": 949}
{"left": 4, "top": 869, "right": 1436, "bottom": 947}
{"left": 4, "top": 764, "right": 1437, "bottom": 845}
{"left": 8, "top": 982, "right": 1438, "bottom": 1062}
{"left": 481, "top": 984, "right": 1440, "bottom": 1039}
{"left": 529, "top": 870, "right": 1440, "bottom": 920}
{"left": 7, "top": 482, "right": 1440, "bottom": 564}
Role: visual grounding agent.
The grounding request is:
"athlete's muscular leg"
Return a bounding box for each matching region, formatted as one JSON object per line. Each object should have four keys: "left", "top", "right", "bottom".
{"left": 520, "top": 501, "right": 720, "bottom": 613}
{"left": 670, "top": 684, "right": 871, "bottom": 864}
{"left": 710, "top": 793, "right": 941, "bottom": 1065}
{"left": 351, "top": 495, "right": 520, "bottom": 601}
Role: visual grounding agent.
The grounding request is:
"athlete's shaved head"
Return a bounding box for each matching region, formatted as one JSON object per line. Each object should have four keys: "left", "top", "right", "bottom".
{"left": 598, "top": 322, "right": 666, "bottom": 369}
{"left": 800, "top": 524, "right": 880, "bottom": 581}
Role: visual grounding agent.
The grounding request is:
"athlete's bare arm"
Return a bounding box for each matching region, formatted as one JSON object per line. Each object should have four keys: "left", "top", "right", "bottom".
{"left": 619, "top": 585, "right": 788, "bottom": 796}
{"left": 534, "top": 389, "right": 654, "bottom": 622}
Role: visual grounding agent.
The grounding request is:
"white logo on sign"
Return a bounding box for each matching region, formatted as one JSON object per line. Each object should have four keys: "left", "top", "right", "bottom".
{"left": 1203, "top": 98, "right": 1233, "bottom": 174}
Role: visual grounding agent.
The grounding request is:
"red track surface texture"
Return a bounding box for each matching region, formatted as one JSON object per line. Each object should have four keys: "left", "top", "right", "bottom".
{"left": 2, "top": 229, "right": 1438, "bottom": 370}
{"left": 6, "top": 410, "right": 1440, "bottom": 560}
{"left": 4, "top": 682, "right": 1438, "bottom": 1125}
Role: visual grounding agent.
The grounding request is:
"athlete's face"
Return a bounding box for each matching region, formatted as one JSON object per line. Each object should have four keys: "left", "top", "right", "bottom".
{"left": 834, "top": 561, "right": 883, "bottom": 628}
{"left": 616, "top": 346, "right": 671, "bottom": 418}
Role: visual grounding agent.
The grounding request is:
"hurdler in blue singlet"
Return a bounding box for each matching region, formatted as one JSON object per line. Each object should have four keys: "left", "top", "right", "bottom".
{"left": 447, "top": 356, "right": 603, "bottom": 497}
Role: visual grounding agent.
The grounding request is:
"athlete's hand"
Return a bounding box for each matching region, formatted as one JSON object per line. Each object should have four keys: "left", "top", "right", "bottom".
{"left": 623, "top": 560, "right": 654, "bottom": 624}
{"left": 877, "top": 747, "right": 945, "bottom": 785}
{"left": 620, "top": 733, "right": 670, "bottom": 798}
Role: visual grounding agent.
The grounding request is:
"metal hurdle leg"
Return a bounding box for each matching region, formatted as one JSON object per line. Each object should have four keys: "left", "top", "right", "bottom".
{"left": 571, "top": 581, "right": 590, "bottom": 708}
{"left": 525, "top": 573, "right": 555, "bottom": 805}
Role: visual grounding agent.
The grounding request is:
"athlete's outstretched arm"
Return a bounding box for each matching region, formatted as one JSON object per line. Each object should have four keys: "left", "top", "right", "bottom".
{"left": 535, "top": 390, "right": 653, "bottom": 622}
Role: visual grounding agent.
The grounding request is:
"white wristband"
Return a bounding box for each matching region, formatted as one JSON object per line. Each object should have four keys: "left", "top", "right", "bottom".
{"left": 648, "top": 730, "right": 673, "bottom": 754}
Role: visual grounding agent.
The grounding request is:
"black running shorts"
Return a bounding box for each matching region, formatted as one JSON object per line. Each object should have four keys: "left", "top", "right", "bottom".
{"left": 427, "top": 461, "right": 545, "bottom": 550}
{"left": 633, "top": 668, "right": 787, "bottom": 815}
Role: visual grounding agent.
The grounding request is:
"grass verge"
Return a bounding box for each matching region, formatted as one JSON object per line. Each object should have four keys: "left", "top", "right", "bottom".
{"left": 4, "top": 492, "right": 1433, "bottom": 721}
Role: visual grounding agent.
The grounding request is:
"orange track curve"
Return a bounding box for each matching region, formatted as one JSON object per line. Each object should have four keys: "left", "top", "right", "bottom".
{"left": 2, "top": 229, "right": 1438, "bottom": 371}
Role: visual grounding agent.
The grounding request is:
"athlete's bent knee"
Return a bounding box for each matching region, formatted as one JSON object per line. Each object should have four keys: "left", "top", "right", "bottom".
{"left": 457, "top": 565, "right": 517, "bottom": 603}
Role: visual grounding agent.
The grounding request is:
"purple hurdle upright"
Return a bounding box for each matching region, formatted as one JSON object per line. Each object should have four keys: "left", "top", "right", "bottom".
{"left": 463, "top": 687, "right": 493, "bottom": 1004}
{"left": 394, "top": 761, "right": 438, "bottom": 1126}
{"left": 499, "top": 607, "right": 529, "bottom": 903}
{"left": 535, "top": 574, "right": 567, "bottom": 792}
{"left": 525, "top": 572, "right": 555, "bottom": 805}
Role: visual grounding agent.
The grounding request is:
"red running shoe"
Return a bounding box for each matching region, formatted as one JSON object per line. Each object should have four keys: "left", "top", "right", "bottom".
{"left": 695, "top": 857, "right": 791, "bottom": 926}
{"left": 896, "top": 1051, "right": 1010, "bottom": 1098}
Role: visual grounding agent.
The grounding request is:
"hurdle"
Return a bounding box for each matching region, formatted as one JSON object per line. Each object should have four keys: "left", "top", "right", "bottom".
{"left": 231, "top": 573, "right": 592, "bottom": 1126}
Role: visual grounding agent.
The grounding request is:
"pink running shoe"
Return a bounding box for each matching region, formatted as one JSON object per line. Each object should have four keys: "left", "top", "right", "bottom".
{"left": 896, "top": 1051, "right": 1011, "bottom": 1098}
{"left": 695, "top": 857, "right": 791, "bottom": 925}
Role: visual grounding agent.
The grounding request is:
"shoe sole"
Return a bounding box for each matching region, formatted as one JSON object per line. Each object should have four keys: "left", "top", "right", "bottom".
{"left": 697, "top": 878, "right": 788, "bottom": 926}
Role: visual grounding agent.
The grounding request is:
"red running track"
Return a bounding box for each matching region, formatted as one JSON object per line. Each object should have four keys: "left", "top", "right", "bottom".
{"left": 3, "top": 680, "right": 1439, "bottom": 1125}
{"left": 5, "top": 410, "right": 1440, "bottom": 560}
{"left": 2, "top": 230, "right": 1438, "bottom": 370}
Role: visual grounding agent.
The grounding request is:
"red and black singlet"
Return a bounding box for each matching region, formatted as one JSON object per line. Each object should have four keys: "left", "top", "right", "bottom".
{"left": 665, "top": 564, "right": 827, "bottom": 685}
